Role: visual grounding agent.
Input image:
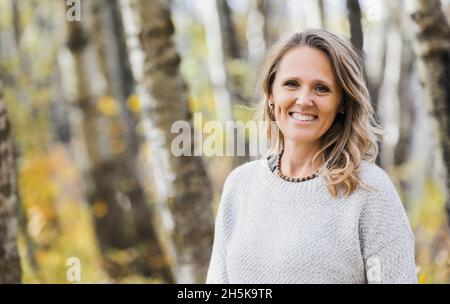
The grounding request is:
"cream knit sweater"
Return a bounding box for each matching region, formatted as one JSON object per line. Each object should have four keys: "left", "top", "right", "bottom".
{"left": 206, "top": 156, "right": 417, "bottom": 284}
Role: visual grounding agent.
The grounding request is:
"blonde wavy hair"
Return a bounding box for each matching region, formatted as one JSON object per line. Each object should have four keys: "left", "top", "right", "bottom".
{"left": 257, "top": 29, "right": 383, "bottom": 197}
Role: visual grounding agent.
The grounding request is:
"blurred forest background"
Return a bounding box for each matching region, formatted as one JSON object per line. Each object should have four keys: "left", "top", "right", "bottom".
{"left": 0, "top": 0, "right": 449, "bottom": 284}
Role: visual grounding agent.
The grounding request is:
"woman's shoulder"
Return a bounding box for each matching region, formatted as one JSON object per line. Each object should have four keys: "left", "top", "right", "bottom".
{"left": 224, "top": 158, "right": 264, "bottom": 186}
{"left": 218, "top": 159, "right": 263, "bottom": 208}
{"left": 357, "top": 160, "right": 415, "bottom": 244}
{"left": 358, "top": 159, "right": 397, "bottom": 195}
{"left": 357, "top": 160, "right": 413, "bottom": 230}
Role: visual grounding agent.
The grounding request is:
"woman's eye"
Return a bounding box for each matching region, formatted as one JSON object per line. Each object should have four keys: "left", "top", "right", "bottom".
{"left": 316, "top": 85, "right": 330, "bottom": 93}
{"left": 284, "top": 81, "right": 299, "bottom": 88}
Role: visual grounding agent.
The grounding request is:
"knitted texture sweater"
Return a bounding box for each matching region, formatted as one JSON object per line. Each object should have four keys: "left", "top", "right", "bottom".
{"left": 206, "top": 156, "right": 417, "bottom": 284}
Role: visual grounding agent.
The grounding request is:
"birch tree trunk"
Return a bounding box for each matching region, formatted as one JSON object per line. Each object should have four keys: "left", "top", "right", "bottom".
{"left": 346, "top": 0, "right": 384, "bottom": 167}
{"left": 346, "top": 0, "right": 363, "bottom": 53}
{"left": 0, "top": 80, "right": 21, "bottom": 283}
{"left": 215, "top": 0, "right": 249, "bottom": 105}
{"left": 216, "top": 0, "right": 241, "bottom": 60}
{"left": 0, "top": 0, "right": 40, "bottom": 276}
{"left": 366, "top": 0, "right": 390, "bottom": 117}
{"left": 407, "top": 0, "right": 450, "bottom": 225}
{"left": 125, "top": 0, "right": 214, "bottom": 283}
{"left": 92, "top": 0, "right": 174, "bottom": 282}
{"left": 393, "top": 35, "right": 416, "bottom": 197}
{"left": 258, "top": 0, "right": 279, "bottom": 46}
{"left": 394, "top": 7, "right": 416, "bottom": 169}
{"left": 199, "top": 0, "right": 233, "bottom": 123}
{"left": 377, "top": 1, "right": 403, "bottom": 171}
{"left": 247, "top": 0, "right": 266, "bottom": 66}
{"left": 64, "top": 1, "right": 173, "bottom": 282}
{"left": 199, "top": 0, "right": 247, "bottom": 165}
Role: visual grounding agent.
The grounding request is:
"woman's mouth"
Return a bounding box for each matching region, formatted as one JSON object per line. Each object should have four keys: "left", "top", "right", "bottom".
{"left": 289, "top": 112, "right": 318, "bottom": 122}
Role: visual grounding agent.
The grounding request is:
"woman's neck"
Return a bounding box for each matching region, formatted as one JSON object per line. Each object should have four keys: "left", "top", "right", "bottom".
{"left": 281, "top": 140, "right": 322, "bottom": 178}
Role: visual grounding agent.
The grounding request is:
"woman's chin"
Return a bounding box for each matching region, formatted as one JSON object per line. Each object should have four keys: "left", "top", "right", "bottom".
{"left": 284, "top": 132, "right": 318, "bottom": 145}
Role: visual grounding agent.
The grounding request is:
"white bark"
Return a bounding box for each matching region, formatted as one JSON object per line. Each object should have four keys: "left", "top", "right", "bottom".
{"left": 377, "top": 19, "right": 402, "bottom": 169}
{"left": 199, "top": 0, "right": 233, "bottom": 123}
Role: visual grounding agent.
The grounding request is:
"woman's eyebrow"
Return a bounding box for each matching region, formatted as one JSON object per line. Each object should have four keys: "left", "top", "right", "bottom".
{"left": 281, "top": 76, "right": 335, "bottom": 87}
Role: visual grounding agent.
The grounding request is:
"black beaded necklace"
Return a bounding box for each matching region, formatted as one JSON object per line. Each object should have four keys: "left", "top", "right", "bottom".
{"left": 275, "top": 150, "right": 319, "bottom": 183}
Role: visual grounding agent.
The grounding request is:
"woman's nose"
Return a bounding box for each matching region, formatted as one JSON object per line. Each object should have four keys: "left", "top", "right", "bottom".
{"left": 295, "top": 90, "right": 313, "bottom": 106}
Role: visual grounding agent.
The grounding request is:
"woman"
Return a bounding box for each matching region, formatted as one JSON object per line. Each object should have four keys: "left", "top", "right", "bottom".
{"left": 206, "top": 29, "right": 417, "bottom": 284}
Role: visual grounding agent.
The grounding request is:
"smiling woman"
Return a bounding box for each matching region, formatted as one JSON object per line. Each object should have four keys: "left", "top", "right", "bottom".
{"left": 260, "top": 29, "right": 382, "bottom": 197}
{"left": 206, "top": 29, "right": 418, "bottom": 284}
{"left": 269, "top": 46, "right": 343, "bottom": 172}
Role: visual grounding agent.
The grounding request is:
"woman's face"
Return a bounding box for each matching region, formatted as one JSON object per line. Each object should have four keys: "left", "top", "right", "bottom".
{"left": 270, "top": 46, "right": 343, "bottom": 146}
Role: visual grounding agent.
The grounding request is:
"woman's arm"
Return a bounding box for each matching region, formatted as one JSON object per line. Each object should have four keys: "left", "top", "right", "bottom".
{"left": 206, "top": 200, "right": 229, "bottom": 284}
{"left": 364, "top": 233, "right": 417, "bottom": 283}
{"left": 359, "top": 178, "right": 417, "bottom": 284}
{"left": 206, "top": 173, "right": 238, "bottom": 284}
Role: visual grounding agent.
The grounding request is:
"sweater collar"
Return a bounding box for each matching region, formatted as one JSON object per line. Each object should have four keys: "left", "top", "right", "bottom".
{"left": 259, "top": 155, "right": 325, "bottom": 194}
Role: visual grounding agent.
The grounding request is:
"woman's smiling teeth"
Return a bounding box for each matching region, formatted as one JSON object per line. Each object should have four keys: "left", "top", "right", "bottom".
{"left": 289, "top": 112, "right": 318, "bottom": 122}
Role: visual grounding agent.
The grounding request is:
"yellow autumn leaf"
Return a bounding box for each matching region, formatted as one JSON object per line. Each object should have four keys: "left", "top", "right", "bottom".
{"left": 188, "top": 96, "right": 198, "bottom": 110}
{"left": 419, "top": 273, "right": 428, "bottom": 284}
{"left": 127, "top": 94, "right": 141, "bottom": 113}
{"left": 93, "top": 201, "right": 108, "bottom": 218}
{"left": 97, "top": 95, "right": 119, "bottom": 117}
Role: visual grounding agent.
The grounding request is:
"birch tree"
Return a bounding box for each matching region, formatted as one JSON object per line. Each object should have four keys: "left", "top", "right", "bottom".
{"left": 377, "top": 2, "right": 403, "bottom": 170}
{"left": 216, "top": 0, "right": 241, "bottom": 60}
{"left": 123, "top": 0, "right": 214, "bottom": 283}
{"left": 0, "top": 79, "right": 21, "bottom": 283}
{"left": 407, "top": 0, "right": 450, "bottom": 225}
{"left": 199, "top": 0, "right": 234, "bottom": 123}
{"left": 346, "top": 0, "right": 363, "bottom": 54}
{"left": 200, "top": 0, "right": 251, "bottom": 166}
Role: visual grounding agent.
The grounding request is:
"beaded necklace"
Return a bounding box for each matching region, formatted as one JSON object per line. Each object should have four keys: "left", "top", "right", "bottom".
{"left": 275, "top": 150, "right": 319, "bottom": 183}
